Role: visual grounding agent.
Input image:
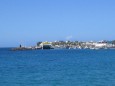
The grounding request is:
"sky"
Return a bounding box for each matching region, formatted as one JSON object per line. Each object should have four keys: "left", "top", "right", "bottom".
{"left": 0, "top": 0, "right": 115, "bottom": 47}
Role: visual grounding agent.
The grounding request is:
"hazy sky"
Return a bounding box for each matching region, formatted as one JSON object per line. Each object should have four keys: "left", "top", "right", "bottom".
{"left": 0, "top": 0, "right": 115, "bottom": 47}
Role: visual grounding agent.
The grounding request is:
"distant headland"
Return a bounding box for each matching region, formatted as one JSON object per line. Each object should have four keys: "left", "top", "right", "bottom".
{"left": 12, "top": 40, "right": 115, "bottom": 51}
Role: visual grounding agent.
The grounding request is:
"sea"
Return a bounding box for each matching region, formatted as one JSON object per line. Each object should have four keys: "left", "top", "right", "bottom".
{"left": 0, "top": 48, "right": 115, "bottom": 86}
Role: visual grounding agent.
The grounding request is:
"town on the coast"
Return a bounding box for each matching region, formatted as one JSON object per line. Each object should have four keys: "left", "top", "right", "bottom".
{"left": 12, "top": 40, "right": 115, "bottom": 50}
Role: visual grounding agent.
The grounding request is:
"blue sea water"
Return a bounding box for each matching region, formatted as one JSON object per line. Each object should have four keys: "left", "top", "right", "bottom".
{"left": 0, "top": 48, "right": 115, "bottom": 86}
